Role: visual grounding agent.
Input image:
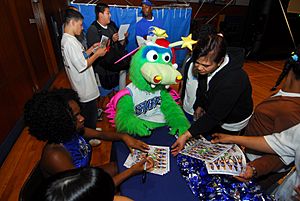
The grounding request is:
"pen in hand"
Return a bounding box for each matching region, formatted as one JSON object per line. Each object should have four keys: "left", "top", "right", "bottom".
{"left": 142, "top": 153, "right": 149, "bottom": 184}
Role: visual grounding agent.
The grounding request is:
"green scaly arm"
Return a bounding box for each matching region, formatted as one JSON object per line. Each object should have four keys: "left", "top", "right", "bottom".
{"left": 160, "top": 90, "right": 190, "bottom": 136}
{"left": 115, "top": 95, "right": 165, "bottom": 136}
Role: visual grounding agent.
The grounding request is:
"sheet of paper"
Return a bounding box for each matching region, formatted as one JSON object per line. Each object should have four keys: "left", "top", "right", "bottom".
{"left": 100, "top": 35, "right": 109, "bottom": 48}
{"left": 136, "top": 36, "right": 146, "bottom": 47}
{"left": 124, "top": 145, "right": 170, "bottom": 175}
{"left": 118, "top": 24, "right": 130, "bottom": 41}
{"left": 180, "top": 136, "right": 233, "bottom": 162}
{"left": 205, "top": 145, "right": 247, "bottom": 176}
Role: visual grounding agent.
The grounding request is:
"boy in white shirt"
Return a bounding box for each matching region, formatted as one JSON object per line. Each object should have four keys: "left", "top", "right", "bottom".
{"left": 61, "top": 9, "right": 106, "bottom": 129}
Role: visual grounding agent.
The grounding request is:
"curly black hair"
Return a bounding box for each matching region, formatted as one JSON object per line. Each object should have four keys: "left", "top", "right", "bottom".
{"left": 24, "top": 88, "right": 81, "bottom": 144}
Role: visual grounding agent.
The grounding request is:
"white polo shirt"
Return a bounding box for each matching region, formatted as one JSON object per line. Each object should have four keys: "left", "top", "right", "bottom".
{"left": 61, "top": 33, "right": 99, "bottom": 102}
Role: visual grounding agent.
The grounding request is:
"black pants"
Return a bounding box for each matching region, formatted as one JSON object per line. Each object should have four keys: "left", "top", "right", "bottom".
{"left": 80, "top": 98, "right": 97, "bottom": 129}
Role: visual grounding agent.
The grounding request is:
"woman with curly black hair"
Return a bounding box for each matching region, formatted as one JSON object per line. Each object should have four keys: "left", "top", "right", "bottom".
{"left": 24, "top": 88, "right": 153, "bottom": 187}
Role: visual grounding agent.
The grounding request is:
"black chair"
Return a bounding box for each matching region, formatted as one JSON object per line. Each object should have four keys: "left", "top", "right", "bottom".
{"left": 19, "top": 163, "right": 45, "bottom": 201}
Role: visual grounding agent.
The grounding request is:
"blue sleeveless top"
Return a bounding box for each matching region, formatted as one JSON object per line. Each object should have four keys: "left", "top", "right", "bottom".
{"left": 63, "top": 134, "right": 91, "bottom": 168}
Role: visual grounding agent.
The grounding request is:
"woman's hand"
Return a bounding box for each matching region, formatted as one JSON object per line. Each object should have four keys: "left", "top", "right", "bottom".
{"left": 211, "top": 133, "right": 235, "bottom": 144}
{"left": 171, "top": 131, "right": 192, "bottom": 156}
{"left": 130, "top": 157, "right": 154, "bottom": 175}
{"left": 122, "top": 134, "right": 150, "bottom": 154}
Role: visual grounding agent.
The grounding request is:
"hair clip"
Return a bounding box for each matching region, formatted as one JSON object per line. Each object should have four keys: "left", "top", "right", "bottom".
{"left": 291, "top": 54, "right": 298, "bottom": 62}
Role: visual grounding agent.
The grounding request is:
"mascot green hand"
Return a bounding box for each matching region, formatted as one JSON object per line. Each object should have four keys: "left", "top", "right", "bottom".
{"left": 105, "top": 42, "right": 190, "bottom": 136}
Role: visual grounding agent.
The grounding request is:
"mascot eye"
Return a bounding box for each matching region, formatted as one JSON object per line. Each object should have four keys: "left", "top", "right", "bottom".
{"left": 162, "top": 53, "right": 171, "bottom": 63}
{"left": 146, "top": 50, "right": 159, "bottom": 62}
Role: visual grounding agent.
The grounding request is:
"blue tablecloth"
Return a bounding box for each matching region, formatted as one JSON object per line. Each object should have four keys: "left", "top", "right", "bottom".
{"left": 113, "top": 126, "right": 198, "bottom": 201}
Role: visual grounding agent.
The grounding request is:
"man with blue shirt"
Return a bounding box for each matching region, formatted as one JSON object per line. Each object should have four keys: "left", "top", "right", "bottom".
{"left": 136, "top": 0, "right": 163, "bottom": 42}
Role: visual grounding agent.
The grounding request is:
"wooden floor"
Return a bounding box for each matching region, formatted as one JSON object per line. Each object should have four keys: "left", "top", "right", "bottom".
{"left": 0, "top": 60, "right": 284, "bottom": 201}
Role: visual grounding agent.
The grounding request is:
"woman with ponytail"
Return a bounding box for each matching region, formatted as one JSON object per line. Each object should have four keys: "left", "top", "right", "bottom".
{"left": 236, "top": 45, "right": 300, "bottom": 190}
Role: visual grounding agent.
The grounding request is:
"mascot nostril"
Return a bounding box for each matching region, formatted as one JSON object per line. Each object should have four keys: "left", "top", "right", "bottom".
{"left": 176, "top": 75, "right": 182, "bottom": 83}
{"left": 105, "top": 27, "right": 197, "bottom": 137}
{"left": 153, "top": 75, "right": 162, "bottom": 84}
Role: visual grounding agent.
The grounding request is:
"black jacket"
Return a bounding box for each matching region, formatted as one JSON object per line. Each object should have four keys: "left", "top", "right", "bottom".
{"left": 189, "top": 47, "right": 253, "bottom": 137}
{"left": 86, "top": 21, "right": 129, "bottom": 90}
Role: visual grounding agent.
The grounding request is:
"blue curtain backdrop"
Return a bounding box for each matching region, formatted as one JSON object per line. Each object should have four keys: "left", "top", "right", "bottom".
{"left": 71, "top": 3, "right": 192, "bottom": 67}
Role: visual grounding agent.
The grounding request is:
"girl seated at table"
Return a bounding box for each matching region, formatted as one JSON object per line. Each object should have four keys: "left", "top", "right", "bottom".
{"left": 240, "top": 46, "right": 300, "bottom": 189}
{"left": 24, "top": 89, "right": 153, "bottom": 187}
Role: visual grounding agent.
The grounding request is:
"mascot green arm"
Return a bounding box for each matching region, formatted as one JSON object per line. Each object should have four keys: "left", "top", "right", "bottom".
{"left": 115, "top": 95, "right": 165, "bottom": 136}
{"left": 160, "top": 90, "right": 190, "bottom": 136}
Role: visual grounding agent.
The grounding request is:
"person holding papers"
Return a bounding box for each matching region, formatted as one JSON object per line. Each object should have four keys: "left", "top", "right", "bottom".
{"left": 61, "top": 8, "right": 107, "bottom": 130}
{"left": 87, "top": 3, "right": 130, "bottom": 109}
{"left": 211, "top": 125, "right": 300, "bottom": 201}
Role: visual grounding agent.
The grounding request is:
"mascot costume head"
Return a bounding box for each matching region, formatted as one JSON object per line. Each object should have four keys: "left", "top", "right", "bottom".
{"left": 106, "top": 28, "right": 196, "bottom": 136}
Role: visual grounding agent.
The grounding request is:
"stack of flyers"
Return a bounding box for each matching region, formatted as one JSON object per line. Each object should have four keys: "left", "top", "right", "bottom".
{"left": 180, "top": 136, "right": 233, "bottom": 162}
{"left": 100, "top": 35, "right": 109, "bottom": 48}
{"left": 205, "top": 145, "right": 246, "bottom": 176}
{"left": 124, "top": 145, "right": 170, "bottom": 175}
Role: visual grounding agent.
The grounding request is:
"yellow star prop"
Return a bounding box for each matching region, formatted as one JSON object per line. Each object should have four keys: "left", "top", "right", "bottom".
{"left": 152, "top": 26, "right": 168, "bottom": 38}
{"left": 181, "top": 34, "right": 197, "bottom": 51}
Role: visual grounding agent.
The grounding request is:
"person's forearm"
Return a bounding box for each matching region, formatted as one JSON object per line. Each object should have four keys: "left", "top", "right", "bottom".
{"left": 231, "top": 136, "right": 275, "bottom": 154}
{"left": 86, "top": 53, "right": 99, "bottom": 67}
{"left": 188, "top": 113, "right": 218, "bottom": 137}
{"left": 113, "top": 169, "right": 135, "bottom": 186}
{"left": 251, "top": 154, "right": 285, "bottom": 177}
{"left": 84, "top": 127, "right": 124, "bottom": 141}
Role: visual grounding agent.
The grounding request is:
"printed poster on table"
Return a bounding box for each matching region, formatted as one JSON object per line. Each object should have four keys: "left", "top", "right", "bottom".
{"left": 205, "top": 145, "right": 247, "bottom": 176}
{"left": 180, "top": 136, "right": 233, "bottom": 162}
{"left": 124, "top": 145, "right": 170, "bottom": 175}
{"left": 180, "top": 136, "right": 246, "bottom": 176}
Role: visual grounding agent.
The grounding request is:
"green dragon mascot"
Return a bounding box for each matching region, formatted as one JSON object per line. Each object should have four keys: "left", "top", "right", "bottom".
{"left": 105, "top": 41, "right": 190, "bottom": 137}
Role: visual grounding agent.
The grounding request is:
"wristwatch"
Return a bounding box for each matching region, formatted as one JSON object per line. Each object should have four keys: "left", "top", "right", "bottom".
{"left": 249, "top": 164, "right": 258, "bottom": 178}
